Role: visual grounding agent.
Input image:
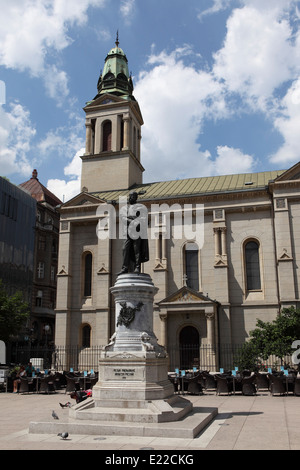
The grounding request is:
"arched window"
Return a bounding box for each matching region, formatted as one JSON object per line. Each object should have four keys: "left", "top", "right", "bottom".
{"left": 83, "top": 252, "right": 92, "bottom": 297}
{"left": 244, "top": 240, "right": 261, "bottom": 291}
{"left": 82, "top": 324, "right": 91, "bottom": 348}
{"left": 102, "top": 121, "right": 112, "bottom": 151}
{"left": 184, "top": 242, "right": 199, "bottom": 291}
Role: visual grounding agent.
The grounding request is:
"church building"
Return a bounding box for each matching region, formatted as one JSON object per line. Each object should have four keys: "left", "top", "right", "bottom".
{"left": 54, "top": 39, "right": 300, "bottom": 371}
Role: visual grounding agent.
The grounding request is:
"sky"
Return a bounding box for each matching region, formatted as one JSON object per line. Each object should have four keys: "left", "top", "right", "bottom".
{"left": 1, "top": 0, "right": 300, "bottom": 202}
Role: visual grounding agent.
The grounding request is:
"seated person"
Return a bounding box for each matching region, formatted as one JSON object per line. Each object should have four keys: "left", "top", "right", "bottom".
{"left": 70, "top": 389, "right": 92, "bottom": 404}
{"left": 13, "top": 366, "right": 26, "bottom": 393}
{"left": 25, "top": 362, "right": 35, "bottom": 377}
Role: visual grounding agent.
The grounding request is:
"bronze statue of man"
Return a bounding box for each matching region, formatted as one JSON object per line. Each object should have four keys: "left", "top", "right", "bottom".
{"left": 118, "top": 191, "right": 149, "bottom": 274}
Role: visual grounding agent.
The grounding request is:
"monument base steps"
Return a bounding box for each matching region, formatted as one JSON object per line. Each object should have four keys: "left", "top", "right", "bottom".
{"left": 29, "top": 402, "right": 218, "bottom": 439}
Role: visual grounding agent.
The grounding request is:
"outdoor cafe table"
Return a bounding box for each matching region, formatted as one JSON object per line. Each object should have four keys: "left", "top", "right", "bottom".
{"left": 168, "top": 372, "right": 191, "bottom": 394}
{"left": 216, "top": 373, "right": 243, "bottom": 395}
{"left": 79, "top": 374, "right": 94, "bottom": 390}
{"left": 27, "top": 375, "right": 50, "bottom": 392}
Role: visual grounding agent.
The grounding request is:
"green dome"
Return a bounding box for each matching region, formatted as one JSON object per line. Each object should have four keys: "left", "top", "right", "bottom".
{"left": 96, "top": 38, "right": 134, "bottom": 99}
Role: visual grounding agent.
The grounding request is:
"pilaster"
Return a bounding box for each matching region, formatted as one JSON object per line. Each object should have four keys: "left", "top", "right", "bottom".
{"left": 273, "top": 198, "right": 296, "bottom": 301}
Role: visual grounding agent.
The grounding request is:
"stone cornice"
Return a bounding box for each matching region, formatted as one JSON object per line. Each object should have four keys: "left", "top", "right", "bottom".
{"left": 84, "top": 95, "right": 143, "bottom": 125}
{"left": 80, "top": 149, "right": 145, "bottom": 172}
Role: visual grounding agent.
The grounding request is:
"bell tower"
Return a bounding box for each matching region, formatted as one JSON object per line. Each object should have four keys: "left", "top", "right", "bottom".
{"left": 80, "top": 36, "right": 144, "bottom": 192}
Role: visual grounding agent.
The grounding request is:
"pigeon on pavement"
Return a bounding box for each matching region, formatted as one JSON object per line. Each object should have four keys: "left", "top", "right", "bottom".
{"left": 52, "top": 410, "right": 59, "bottom": 419}
{"left": 58, "top": 432, "right": 69, "bottom": 439}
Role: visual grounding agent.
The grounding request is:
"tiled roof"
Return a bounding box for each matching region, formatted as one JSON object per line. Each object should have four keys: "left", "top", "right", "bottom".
{"left": 19, "top": 169, "right": 62, "bottom": 207}
{"left": 91, "top": 169, "right": 285, "bottom": 202}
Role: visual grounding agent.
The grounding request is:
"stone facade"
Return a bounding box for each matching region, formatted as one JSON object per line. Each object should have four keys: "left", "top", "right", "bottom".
{"left": 54, "top": 42, "right": 300, "bottom": 371}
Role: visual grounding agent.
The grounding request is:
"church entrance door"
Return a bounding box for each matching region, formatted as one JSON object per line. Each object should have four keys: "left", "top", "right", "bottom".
{"left": 179, "top": 326, "right": 199, "bottom": 370}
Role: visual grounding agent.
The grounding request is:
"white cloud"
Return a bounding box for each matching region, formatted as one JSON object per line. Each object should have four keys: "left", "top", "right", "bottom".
{"left": 135, "top": 46, "right": 227, "bottom": 182}
{"left": 208, "top": 0, "right": 300, "bottom": 170}
{"left": 135, "top": 0, "right": 300, "bottom": 182}
{"left": 120, "top": 0, "right": 136, "bottom": 23}
{"left": 47, "top": 177, "right": 80, "bottom": 203}
{"left": 37, "top": 116, "right": 85, "bottom": 161}
{"left": 0, "top": 102, "right": 36, "bottom": 176}
{"left": 0, "top": 0, "right": 106, "bottom": 102}
{"left": 131, "top": 2, "right": 300, "bottom": 182}
{"left": 44, "top": 65, "right": 69, "bottom": 103}
{"left": 198, "top": 0, "right": 230, "bottom": 20}
{"left": 212, "top": 4, "right": 298, "bottom": 109}
{"left": 46, "top": 148, "right": 84, "bottom": 202}
{"left": 213, "top": 146, "right": 256, "bottom": 175}
{"left": 64, "top": 149, "right": 83, "bottom": 177}
{"left": 270, "top": 78, "right": 300, "bottom": 165}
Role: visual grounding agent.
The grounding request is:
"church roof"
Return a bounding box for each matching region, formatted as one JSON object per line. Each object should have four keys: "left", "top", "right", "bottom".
{"left": 91, "top": 169, "right": 286, "bottom": 202}
{"left": 19, "top": 169, "right": 62, "bottom": 207}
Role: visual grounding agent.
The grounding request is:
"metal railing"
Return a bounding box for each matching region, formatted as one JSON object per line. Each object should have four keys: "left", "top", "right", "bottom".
{"left": 9, "top": 343, "right": 295, "bottom": 373}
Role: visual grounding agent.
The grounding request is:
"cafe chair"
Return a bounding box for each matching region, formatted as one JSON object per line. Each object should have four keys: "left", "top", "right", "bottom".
{"left": 197, "top": 372, "right": 206, "bottom": 388}
{"left": 255, "top": 372, "right": 270, "bottom": 391}
{"left": 215, "top": 375, "right": 232, "bottom": 395}
{"left": 242, "top": 375, "right": 257, "bottom": 396}
{"left": 39, "top": 375, "right": 56, "bottom": 394}
{"left": 241, "top": 369, "right": 251, "bottom": 377}
{"left": 53, "top": 372, "right": 64, "bottom": 390}
{"left": 268, "top": 374, "right": 286, "bottom": 396}
{"left": 187, "top": 375, "right": 203, "bottom": 395}
{"left": 202, "top": 371, "right": 217, "bottom": 390}
{"left": 294, "top": 378, "right": 300, "bottom": 396}
{"left": 19, "top": 377, "right": 34, "bottom": 394}
{"left": 65, "top": 375, "right": 80, "bottom": 394}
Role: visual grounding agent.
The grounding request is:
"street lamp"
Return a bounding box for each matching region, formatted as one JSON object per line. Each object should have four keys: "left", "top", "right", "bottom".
{"left": 44, "top": 324, "right": 50, "bottom": 346}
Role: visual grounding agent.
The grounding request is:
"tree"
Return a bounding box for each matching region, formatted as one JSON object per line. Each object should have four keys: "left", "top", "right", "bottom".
{"left": 234, "top": 341, "right": 262, "bottom": 372}
{"left": 0, "top": 281, "right": 30, "bottom": 343}
{"left": 250, "top": 307, "right": 300, "bottom": 364}
{"left": 235, "top": 307, "right": 300, "bottom": 370}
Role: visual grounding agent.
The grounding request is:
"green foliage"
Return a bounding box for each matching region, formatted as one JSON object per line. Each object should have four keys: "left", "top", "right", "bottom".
{"left": 250, "top": 307, "right": 300, "bottom": 361}
{"left": 0, "top": 280, "right": 30, "bottom": 343}
{"left": 235, "top": 307, "right": 300, "bottom": 371}
{"left": 234, "top": 342, "right": 262, "bottom": 372}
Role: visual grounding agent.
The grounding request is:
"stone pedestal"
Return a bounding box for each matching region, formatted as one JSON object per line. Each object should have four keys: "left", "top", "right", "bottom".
{"left": 92, "top": 273, "right": 174, "bottom": 403}
{"left": 70, "top": 273, "right": 191, "bottom": 422}
{"left": 29, "top": 273, "right": 218, "bottom": 438}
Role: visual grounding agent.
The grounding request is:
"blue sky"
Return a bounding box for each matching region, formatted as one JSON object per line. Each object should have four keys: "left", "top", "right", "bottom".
{"left": 1, "top": 0, "right": 300, "bottom": 202}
